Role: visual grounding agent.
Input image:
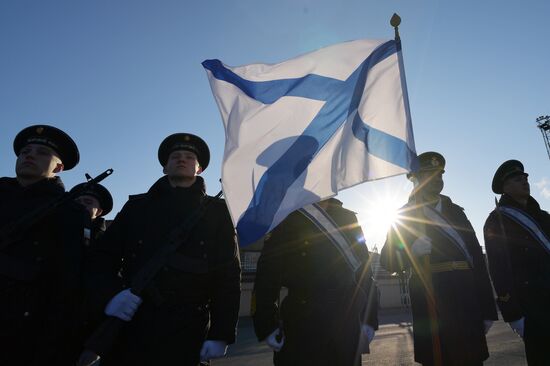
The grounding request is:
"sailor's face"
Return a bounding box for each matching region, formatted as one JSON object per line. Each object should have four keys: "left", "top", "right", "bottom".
{"left": 75, "top": 194, "right": 103, "bottom": 220}
{"left": 503, "top": 173, "right": 530, "bottom": 199}
{"left": 163, "top": 150, "right": 202, "bottom": 179}
{"left": 15, "top": 144, "right": 63, "bottom": 180}
{"left": 418, "top": 169, "right": 444, "bottom": 196}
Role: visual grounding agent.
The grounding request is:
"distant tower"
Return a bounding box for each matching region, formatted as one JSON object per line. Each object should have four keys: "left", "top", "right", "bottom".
{"left": 536, "top": 115, "right": 550, "bottom": 160}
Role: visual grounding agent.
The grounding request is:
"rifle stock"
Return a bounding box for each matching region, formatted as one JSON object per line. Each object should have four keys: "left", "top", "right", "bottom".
{"left": 80, "top": 316, "right": 124, "bottom": 362}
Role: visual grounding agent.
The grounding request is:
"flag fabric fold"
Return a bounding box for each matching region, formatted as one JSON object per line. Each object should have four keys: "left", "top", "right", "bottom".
{"left": 203, "top": 38, "right": 417, "bottom": 246}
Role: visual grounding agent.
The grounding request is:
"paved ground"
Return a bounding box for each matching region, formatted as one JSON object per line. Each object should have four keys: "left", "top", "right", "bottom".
{"left": 213, "top": 308, "right": 527, "bottom": 365}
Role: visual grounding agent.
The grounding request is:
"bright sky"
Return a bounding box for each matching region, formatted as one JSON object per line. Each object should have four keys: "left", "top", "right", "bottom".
{"left": 1, "top": 0, "right": 549, "bottom": 250}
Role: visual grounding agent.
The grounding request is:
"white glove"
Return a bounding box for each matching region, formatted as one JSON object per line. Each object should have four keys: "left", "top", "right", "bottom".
{"left": 200, "top": 340, "right": 227, "bottom": 362}
{"left": 509, "top": 317, "right": 525, "bottom": 338}
{"left": 265, "top": 328, "right": 285, "bottom": 352}
{"left": 104, "top": 289, "right": 142, "bottom": 321}
{"left": 362, "top": 324, "right": 375, "bottom": 344}
{"left": 411, "top": 236, "right": 432, "bottom": 256}
{"left": 483, "top": 320, "right": 493, "bottom": 334}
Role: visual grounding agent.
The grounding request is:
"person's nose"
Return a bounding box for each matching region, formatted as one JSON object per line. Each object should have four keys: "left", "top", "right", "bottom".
{"left": 23, "top": 150, "right": 37, "bottom": 160}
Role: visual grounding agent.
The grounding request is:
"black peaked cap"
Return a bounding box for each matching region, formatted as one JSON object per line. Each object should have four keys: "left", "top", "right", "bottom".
{"left": 14, "top": 124, "right": 80, "bottom": 170}
{"left": 158, "top": 133, "right": 210, "bottom": 170}
{"left": 492, "top": 160, "right": 528, "bottom": 194}
{"left": 70, "top": 182, "right": 113, "bottom": 216}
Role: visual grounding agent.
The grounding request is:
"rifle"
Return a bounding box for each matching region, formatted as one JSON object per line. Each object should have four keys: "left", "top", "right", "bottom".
{"left": 78, "top": 189, "right": 223, "bottom": 366}
{"left": 0, "top": 169, "right": 113, "bottom": 252}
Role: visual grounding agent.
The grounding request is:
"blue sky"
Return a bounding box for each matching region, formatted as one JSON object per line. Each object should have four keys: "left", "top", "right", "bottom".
{"left": 1, "top": 0, "right": 549, "bottom": 250}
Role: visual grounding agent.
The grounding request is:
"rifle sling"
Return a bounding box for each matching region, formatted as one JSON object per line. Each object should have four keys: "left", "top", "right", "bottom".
{"left": 130, "top": 192, "right": 222, "bottom": 295}
{"left": 166, "top": 253, "right": 209, "bottom": 274}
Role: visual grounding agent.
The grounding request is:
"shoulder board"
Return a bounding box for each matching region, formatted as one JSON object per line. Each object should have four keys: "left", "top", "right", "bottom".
{"left": 0, "top": 177, "right": 17, "bottom": 188}
{"left": 440, "top": 194, "right": 465, "bottom": 211}
{"left": 128, "top": 193, "right": 148, "bottom": 201}
{"left": 206, "top": 197, "right": 228, "bottom": 210}
{"left": 487, "top": 208, "right": 500, "bottom": 219}
{"left": 340, "top": 207, "right": 358, "bottom": 215}
{"left": 205, "top": 194, "right": 226, "bottom": 203}
{"left": 206, "top": 194, "right": 223, "bottom": 201}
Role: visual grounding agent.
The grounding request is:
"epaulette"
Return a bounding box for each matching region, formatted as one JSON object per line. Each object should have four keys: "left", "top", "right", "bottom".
{"left": 207, "top": 195, "right": 224, "bottom": 201}
{"left": 341, "top": 207, "right": 358, "bottom": 215}
{"left": 441, "top": 194, "right": 465, "bottom": 211}
{"left": 326, "top": 198, "right": 358, "bottom": 214}
{"left": 205, "top": 195, "right": 226, "bottom": 206}
{"left": 128, "top": 193, "right": 148, "bottom": 201}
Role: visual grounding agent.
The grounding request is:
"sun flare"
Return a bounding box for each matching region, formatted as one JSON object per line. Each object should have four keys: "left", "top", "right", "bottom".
{"left": 370, "top": 202, "right": 400, "bottom": 230}
{"left": 345, "top": 178, "right": 412, "bottom": 251}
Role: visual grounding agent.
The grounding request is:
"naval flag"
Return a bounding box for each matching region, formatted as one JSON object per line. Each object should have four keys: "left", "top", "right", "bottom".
{"left": 203, "top": 38, "right": 417, "bottom": 246}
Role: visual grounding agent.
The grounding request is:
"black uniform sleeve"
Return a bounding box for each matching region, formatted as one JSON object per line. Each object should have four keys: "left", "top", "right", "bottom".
{"left": 252, "top": 221, "right": 287, "bottom": 341}
{"left": 454, "top": 208, "right": 498, "bottom": 321}
{"left": 342, "top": 210, "right": 379, "bottom": 330}
{"left": 206, "top": 202, "right": 241, "bottom": 344}
{"left": 34, "top": 204, "right": 89, "bottom": 364}
{"left": 84, "top": 203, "right": 128, "bottom": 320}
{"left": 484, "top": 212, "right": 523, "bottom": 322}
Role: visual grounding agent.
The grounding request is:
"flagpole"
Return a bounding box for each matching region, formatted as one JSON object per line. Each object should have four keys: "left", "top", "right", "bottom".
{"left": 390, "top": 13, "right": 401, "bottom": 42}
{"left": 391, "top": 13, "right": 442, "bottom": 366}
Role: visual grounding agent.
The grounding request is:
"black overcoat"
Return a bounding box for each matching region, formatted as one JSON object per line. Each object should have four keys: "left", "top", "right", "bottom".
{"left": 0, "top": 176, "right": 89, "bottom": 366}
{"left": 380, "top": 194, "right": 497, "bottom": 366}
{"left": 78, "top": 216, "right": 108, "bottom": 349}
{"left": 253, "top": 199, "right": 378, "bottom": 366}
{"left": 484, "top": 194, "right": 550, "bottom": 365}
{"left": 88, "top": 176, "right": 241, "bottom": 366}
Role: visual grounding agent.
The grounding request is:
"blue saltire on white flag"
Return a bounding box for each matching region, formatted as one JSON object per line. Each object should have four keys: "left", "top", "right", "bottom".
{"left": 203, "top": 38, "right": 417, "bottom": 246}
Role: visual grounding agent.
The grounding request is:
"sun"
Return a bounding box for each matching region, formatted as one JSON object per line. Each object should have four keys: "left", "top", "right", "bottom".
{"left": 359, "top": 193, "right": 403, "bottom": 241}
{"left": 343, "top": 177, "right": 412, "bottom": 251}
{"left": 356, "top": 197, "right": 402, "bottom": 250}
{"left": 370, "top": 202, "right": 400, "bottom": 230}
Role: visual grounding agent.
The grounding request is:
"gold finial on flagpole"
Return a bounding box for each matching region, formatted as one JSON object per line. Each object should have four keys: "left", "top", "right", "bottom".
{"left": 390, "top": 13, "right": 401, "bottom": 42}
